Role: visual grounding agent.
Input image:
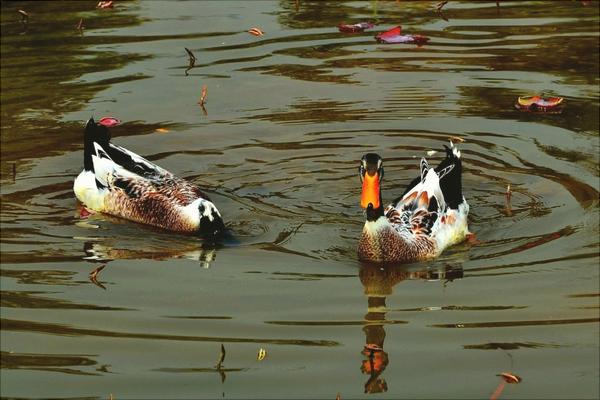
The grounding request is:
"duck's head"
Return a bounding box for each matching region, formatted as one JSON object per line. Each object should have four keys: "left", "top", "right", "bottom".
{"left": 359, "top": 153, "right": 384, "bottom": 221}
{"left": 197, "top": 200, "right": 226, "bottom": 241}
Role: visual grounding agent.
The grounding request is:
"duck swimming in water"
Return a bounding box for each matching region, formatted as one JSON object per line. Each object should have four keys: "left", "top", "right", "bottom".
{"left": 73, "top": 118, "right": 225, "bottom": 239}
{"left": 358, "top": 142, "right": 469, "bottom": 263}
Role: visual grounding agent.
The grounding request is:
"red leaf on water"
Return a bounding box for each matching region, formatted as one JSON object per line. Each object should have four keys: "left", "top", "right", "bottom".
{"left": 516, "top": 96, "right": 564, "bottom": 112}
{"left": 98, "top": 117, "right": 121, "bottom": 127}
{"left": 376, "top": 26, "right": 402, "bottom": 41}
{"left": 500, "top": 372, "right": 522, "bottom": 384}
{"left": 375, "top": 26, "right": 429, "bottom": 45}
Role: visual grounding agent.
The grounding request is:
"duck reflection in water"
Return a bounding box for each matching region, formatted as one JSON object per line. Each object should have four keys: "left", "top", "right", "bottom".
{"left": 358, "top": 262, "right": 464, "bottom": 394}
{"left": 83, "top": 241, "right": 218, "bottom": 268}
{"left": 81, "top": 239, "right": 219, "bottom": 288}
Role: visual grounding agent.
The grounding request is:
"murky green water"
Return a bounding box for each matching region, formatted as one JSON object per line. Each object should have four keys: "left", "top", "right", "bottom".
{"left": 1, "top": 1, "right": 599, "bottom": 398}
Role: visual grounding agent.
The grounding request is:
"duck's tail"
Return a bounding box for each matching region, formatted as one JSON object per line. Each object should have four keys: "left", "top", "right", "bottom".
{"left": 83, "top": 117, "right": 110, "bottom": 171}
{"left": 435, "top": 141, "right": 463, "bottom": 209}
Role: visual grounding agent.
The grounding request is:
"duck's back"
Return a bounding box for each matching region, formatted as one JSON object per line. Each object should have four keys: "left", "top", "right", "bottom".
{"left": 74, "top": 118, "right": 223, "bottom": 234}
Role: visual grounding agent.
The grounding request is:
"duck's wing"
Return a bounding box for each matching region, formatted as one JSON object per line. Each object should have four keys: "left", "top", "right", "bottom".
{"left": 92, "top": 142, "right": 208, "bottom": 206}
{"left": 391, "top": 141, "right": 463, "bottom": 210}
{"left": 106, "top": 142, "right": 172, "bottom": 181}
{"left": 385, "top": 141, "right": 466, "bottom": 237}
{"left": 385, "top": 168, "right": 443, "bottom": 237}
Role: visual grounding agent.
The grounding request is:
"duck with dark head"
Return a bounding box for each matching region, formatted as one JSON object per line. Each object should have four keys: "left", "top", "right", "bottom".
{"left": 74, "top": 117, "right": 225, "bottom": 240}
{"left": 358, "top": 142, "right": 469, "bottom": 263}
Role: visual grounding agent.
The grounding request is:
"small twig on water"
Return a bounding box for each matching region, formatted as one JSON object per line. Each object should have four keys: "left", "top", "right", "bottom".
{"left": 76, "top": 18, "right": 85, "bottom": 32}
{"left": 437, "top": 9, "right": 449, "bottom": 22}
{"left": 435, "top": 1, "right": 448, "bottom": 11}
{"left": 215, "top": 343, "right": 226, "bottom": 369}
{"left": 18, "top": 9, "right": 29, "bottom": 25}
{"left": 504, "top": 184, "right": 512, "bottom": 216}
{"left": 184, "top": 47, "right": 196, "bottom": 76}
{"left": 90, "top": 264, "right": 107, "bottom": 290}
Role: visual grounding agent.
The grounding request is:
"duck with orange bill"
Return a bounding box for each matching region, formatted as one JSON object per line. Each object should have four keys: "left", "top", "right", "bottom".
{"left": 357, "top": 142, "right": 469, "bottom": 263}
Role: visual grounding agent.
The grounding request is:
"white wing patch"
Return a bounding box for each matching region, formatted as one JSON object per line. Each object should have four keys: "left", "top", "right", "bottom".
{"left": 399, "top": 168, "right": 446, "bottom": 211}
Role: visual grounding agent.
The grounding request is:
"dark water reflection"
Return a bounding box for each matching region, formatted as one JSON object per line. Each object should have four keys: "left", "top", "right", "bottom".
{"left": 1, "top": 1, "right": 599, "bottom": 399}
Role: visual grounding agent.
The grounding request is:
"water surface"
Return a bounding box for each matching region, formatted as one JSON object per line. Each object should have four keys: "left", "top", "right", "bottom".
{"left": 1, "top": 1, "right": 599, "bottom": 398}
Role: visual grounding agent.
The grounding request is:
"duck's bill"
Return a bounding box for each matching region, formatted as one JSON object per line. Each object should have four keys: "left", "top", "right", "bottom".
{"left": 361, "top": 172, "right": 380, "bottom": 209}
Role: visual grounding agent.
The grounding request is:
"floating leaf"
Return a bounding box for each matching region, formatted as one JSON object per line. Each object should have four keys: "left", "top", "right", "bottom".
{"left": 17, "top": 9, "right": 29, "bottom": 23}
{"left": 375, "top": 26, "right": 401, "bottom": 41}
{"left": 97, "top": 1, "right": 114, "bottom": 9}
{"left": 375, "top": 26, "right": 429, "bottom": 45}
{"left": 449, "top": 136, "right": 465, "bottom": 143}
{"left": 515, "top": 95, "right": 564, "bottom": 112}
{"left": 155, "top": 128, "right": 169, "bottom": 133}
{"left": 199, "top": 84, "right": 207, "bottom": 105}
{"left": 338, "top": 22, "right": 375, "bottom": 33}
{"left": 257, "top": 348, "right": 266, "bottom": 361}
{"left": 499, "top": 372, "right": 522, "bottom": 384}
{"left": 426, "top": 150, "right": 437, "bottom": 156}
{"left": 98, "top": 117, "right": 121, "bottom": 127}
{"left": 248, "top": 27, "right": 265, "bottom": 36}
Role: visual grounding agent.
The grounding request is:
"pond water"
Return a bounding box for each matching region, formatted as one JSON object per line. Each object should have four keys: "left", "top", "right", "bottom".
{"left": 1, "top": 1, "right": 599, "bottom": 399}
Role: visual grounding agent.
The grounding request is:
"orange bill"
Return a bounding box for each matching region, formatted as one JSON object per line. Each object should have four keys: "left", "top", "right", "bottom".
{"left": 361, "top": 172, "right": 380, "bottom": 209}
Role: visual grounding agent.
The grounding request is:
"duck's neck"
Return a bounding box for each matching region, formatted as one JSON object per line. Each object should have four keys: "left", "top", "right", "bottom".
{"left": 366, "top": 191, "right": 384, "bottom": 221}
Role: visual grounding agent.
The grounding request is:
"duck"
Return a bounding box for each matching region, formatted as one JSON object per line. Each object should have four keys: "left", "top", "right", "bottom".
{"left": 358, "top": 142, "right": 469, "bottom": 263}
{"left": 73, "top": 117, "right": 225, "bottom": 239}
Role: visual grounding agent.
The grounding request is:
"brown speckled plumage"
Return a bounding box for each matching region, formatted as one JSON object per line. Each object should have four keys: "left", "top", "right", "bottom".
{"left": 358, "top": 223, "right": 436, "bottom": 263}
{"left": 74, "top": 117, "right": 224, "bottom": 237}
{"left": 104, "top": 178, "right": 205, "bottom": 232}
{"left": 357, "top": 144, "right": 469, "bottom": 263}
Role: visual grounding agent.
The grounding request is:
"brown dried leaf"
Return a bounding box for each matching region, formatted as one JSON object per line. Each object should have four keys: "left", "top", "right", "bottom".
{"left": 248, "top": 27, "right": 265, "bottom": 36}
{"left": 499, "top": 372, "right": 521, "bottom": 384}
{"left": 199, "top": 85, "right": 207, "bottom": 105}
